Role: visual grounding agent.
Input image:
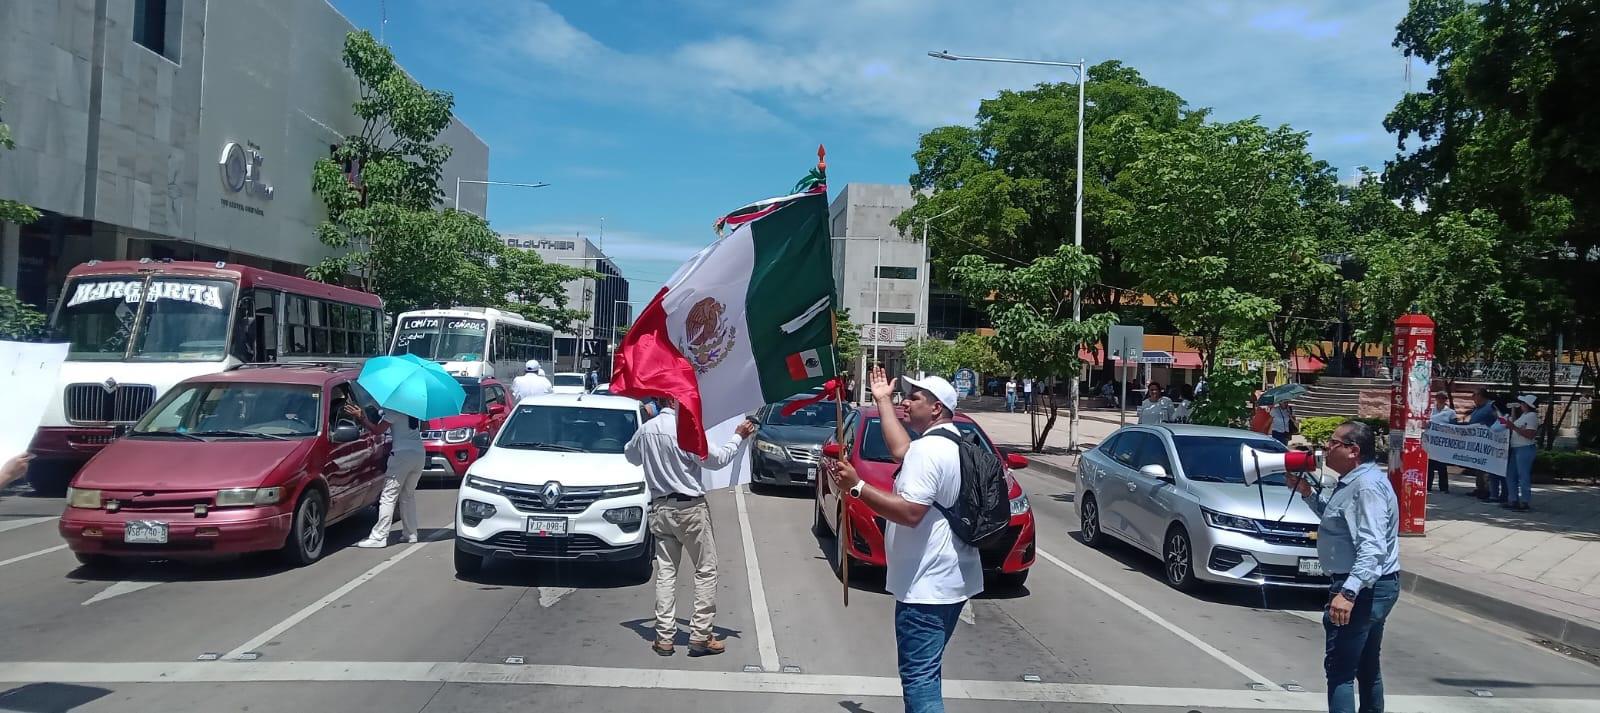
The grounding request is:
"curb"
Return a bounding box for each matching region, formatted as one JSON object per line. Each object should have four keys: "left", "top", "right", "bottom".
{"left": 1399, "top": 564, "right": 1600, "bottom": 656}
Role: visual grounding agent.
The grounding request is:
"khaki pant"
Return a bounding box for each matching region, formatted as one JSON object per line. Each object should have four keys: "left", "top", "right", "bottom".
{"left": 649, "top": 499, "right": 717, "bottom": 642}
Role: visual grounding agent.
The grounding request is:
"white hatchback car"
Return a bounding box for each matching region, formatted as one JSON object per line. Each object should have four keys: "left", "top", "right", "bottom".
{"left": 454, "top": 393, "right": 650, "bottom": 577}
{"left": 550, "top": 372, "right": 588, "bottom": 395}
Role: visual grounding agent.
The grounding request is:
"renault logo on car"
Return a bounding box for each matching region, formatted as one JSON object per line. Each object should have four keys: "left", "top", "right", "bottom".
{"left": 541, "top": 481, "right": 563, "bottom": 509}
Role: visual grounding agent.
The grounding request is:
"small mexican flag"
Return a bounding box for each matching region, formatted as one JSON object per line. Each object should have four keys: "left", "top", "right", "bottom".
{"left": 610, "top": 157, "right": 838, "bottom": 456}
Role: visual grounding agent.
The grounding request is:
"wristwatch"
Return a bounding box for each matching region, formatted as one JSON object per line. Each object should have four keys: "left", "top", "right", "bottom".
{"left": 1338, "top": 588, "right": 1358, "bottom": 603}
{"left": 848, "top": 481, "right": 865, "bottom": 499}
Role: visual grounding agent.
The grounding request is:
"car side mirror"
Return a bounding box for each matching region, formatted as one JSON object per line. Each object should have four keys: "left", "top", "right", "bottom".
{"left": 472, "top": 432, "right": 492, "bottom": 454}
{"left": 330, "top": 422, "right": 361, "bottom": 444}
{"left": 1139, "top": 463, "right": 1171, "bottom": 480}
{"left": 1004, "top": 453, "right": 1029, "bottom": 470}
{"left": 488, "top": 402, "right": 506, "bottom": 415}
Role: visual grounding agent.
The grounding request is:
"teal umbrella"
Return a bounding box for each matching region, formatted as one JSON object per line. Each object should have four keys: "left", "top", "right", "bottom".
{"left": 358, "top": 354, "right": 466, "bottom": 421}
{"left": 1258, "top": 383, "right": 1308, "bottom": 406}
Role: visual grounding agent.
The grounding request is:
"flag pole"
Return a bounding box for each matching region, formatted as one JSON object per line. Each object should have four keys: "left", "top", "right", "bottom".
{"left": 818, "top": 144, "right": 849, "bottom": 607}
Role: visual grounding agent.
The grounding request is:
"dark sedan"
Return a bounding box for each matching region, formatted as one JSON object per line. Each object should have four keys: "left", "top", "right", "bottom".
{"left": 750, "top": 396, "right": 844, "bottom": 488}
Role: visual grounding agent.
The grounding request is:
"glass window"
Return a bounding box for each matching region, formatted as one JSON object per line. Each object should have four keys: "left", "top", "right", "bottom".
{"left": 133, "top": 382, "right": 321, "bottom": 438}
{"left": 874, "top": 312, "right": 917, "bottom": 325}
{"left": 310, "top": 327, "right": 329, "bottom": 354}
{"left": 286, "top": 295, "right": 308, "bottom": 325}
{"left": 552, "top": 373, "right": 585, "bottom": 388}
{"left": 53, "top": 276, "right": 236, "bottom": 362}
{"left": 1108, "top": 431, "right": 1145, "bottom": 467}
{"left": 762, "top": 398, "right": 838, "bottom": 428}
{"left": 133, "top": 0, "right": 168, "bottom": 57}
{"left": 877, "top": 266, "right": 918, "bottom": 280}
{"left": 329, "top": 330, "right": 348, "bottom": 356}
{"left": 1170, "top": 435, "right": 1288, "bottom": 484}
{"left": 455, "top": 378, "right": 485, "bottom": 414}
{"left": 1136, "top": 434, "right": 1173, "bottom": 472}
{"left": 361, "top": 333, "right": 378, "bottom": 355}
{"left": 287, "top": 325, "right": 309, "bottom": 354}
{"left": 496, "top": 405, "right": 639, "bottom": 454}
{"left": 390, "top": 316, "right": 487, "bottom": 361}
{"left": 329, "top": 303, "right": 347, "bottom": 330}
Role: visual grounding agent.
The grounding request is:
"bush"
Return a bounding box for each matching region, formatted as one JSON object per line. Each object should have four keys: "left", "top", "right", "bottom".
{"left": 0, "top": 287, "right": 45, "bottom": 341}
{"left": 1580, "top": 411, "right": 1600, "bottom": 450}
{"left": 1192, "top": 368, "right": 1257, "bottom": 428}
{"left": 1298, "top": 416, "right": 1348, "bottom": 447}
{"left": 1534, "top": 450, "right": 1600, "bottom": 479}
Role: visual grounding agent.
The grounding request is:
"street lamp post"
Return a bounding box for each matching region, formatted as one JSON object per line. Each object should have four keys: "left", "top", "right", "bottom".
{"left": 453, "top": 178, "right": 551, "bottom": 212}
{"left": 929, "top": 49, "right": 1088, "bottom": 453}
{"left": 915, "top": 206, "right": 960, "bottom": 375}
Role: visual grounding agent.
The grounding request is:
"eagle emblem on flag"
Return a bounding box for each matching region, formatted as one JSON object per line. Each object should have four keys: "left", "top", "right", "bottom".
{"left": 682, "top": 297, "right": 736, "bottom": 374}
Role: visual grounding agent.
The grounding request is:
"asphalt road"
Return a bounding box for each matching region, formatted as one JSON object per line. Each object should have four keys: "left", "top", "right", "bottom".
{"left": 2, "top": 468, "right": 1599, "bottom": 713}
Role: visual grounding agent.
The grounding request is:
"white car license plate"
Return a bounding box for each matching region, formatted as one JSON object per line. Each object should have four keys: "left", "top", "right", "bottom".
{"left": 124, "top": 520, "right": 168, "bottom": 544}
{"left": 526, "top": 516, "right": 568, "bottom": 537}
{"left": 806, "top": 467, "right": 817, "bottom": 481}
{"left": 1298, "top": 557, "right": 1324, "bottom": 576}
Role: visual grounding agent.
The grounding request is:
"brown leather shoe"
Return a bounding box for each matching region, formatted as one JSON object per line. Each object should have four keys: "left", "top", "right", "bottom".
{"left": 688, "top": 636, "right": 725, "bottom": 657}
{"left": 652, "top": 638, "right": 674, "bottom": 656}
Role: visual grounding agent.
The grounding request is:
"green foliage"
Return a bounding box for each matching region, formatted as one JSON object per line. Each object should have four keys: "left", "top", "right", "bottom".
{"left": 1298, "top": 417, "right": 1349, "bottom": 448}
{"left": 308, "top": 31, "right": 589, "bottom": 328}
{"left": 950, "top": 244, "right": 1116, "bottom": 382}
{"left": 1, "top": 95, "right": 41, "bottom": 225}
{"left": 902, "top": 333, "right": 1007, "bottom": 378}
{"left": 1580, "top": 410, "right": 1599, "bottom": 450}
{"left": 0, "top": 286, "right": 45, "bottom": 340}
{"left": 1189, "top": 367, "right": 1257, "bottom": 428}
{"left": 1534, "top": 450, "right": 1600, "bottom": 479}
{"left": 834, "top": 309, "right": 862, "bottom": 369}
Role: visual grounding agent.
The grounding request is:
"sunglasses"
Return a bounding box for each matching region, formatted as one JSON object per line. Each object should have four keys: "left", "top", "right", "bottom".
{"left": 1324, "top": 438, "right": 1355, "bottom": 450}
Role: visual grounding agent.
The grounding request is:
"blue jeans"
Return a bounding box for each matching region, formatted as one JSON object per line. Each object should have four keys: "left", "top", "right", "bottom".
{"left": 1487, "top": 473, "right": 1507, "bottom": 502}
{"left": 895, "top": 601, "right": 965, "bottom": 713}
{"left": 1006, "top": 394, "right": 1016, "bottom": 412}
{"left": 1508, "top": 446, "right": 1535, "bottom": 506}
{"left": 1325, "top": 575, "right": 1400, "bottom": 713}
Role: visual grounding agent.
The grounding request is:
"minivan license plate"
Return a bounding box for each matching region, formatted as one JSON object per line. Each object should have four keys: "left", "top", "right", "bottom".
{"left": 1298, "top": 557, "right": 1324, "bottom": 576}
{"left": 124, "top": 520, "right": 168, "bottom": 544}
{"left": 526, "top": 517, "right": 568, "bottom": 537}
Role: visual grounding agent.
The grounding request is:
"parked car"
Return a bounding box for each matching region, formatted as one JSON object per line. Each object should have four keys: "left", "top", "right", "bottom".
{"left": 550, "top": 372, "right": 587, "bottom": 395}
{"left": 591, "top": 382, "right": 611, "bottom": 395}
{"left": 751, "top": 396, "right": 846, "bottom": 488}
{"left": 815, "top": 406, "right": 1036, "bottom": 590}
{"left": 453, "top": 393, "right": 650, "bottom": 577}
{"left": 59, "top": 363, "right": 392, "bottom": 568}
{"left": 1075, "top": 423, "right": 1324, "bottom": 591}
{"left": 420, "top": 377, "right": 512, "bottom": 482}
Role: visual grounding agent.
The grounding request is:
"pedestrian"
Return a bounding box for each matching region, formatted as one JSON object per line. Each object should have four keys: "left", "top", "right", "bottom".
{"left": 1, "top": 454, "right": 33, "bottom": 494}
{"left": 1022, "top": 378, "right": 1034, "bottom": 410}
{"left": 1464, "top": 388, "right": 1500, "bottom": 500}
{"left": 358, "top": 408, "right": 425, "bottom": 548}
{"left": 511, "top": 359, "right": 553, "bottom": 403}
{"left": 585, "top": 368, "right": 600, "bottom": 392}
{"left": 1286, "top": 420, "right": 1401, "bottom": 713}
{"left": 1427, "top": 392, "right": 1455, "bottom": 493}
{"left": 1136, "top": 382, "right": 1174, "bottom": 425}
{"left": 1502, "top": 395, "right": 1540, "bottom": 511}
{"left": 1269, "top": 399, "right": 1297, "bottom": 445}
{"left": 1099, "top": 380, "right": 1119, "bottom": 410}
{"left": 1005, "top": 378, "right": 1017, "bottom": 413}
{"left": 1171, "top": 384, "right": 1195, "bottom": 423}
{"left": 824, "top": 367, "right": 981, "bottom": 713}
{"left": 624, "top": 396, "right": 756, "bottom": 657}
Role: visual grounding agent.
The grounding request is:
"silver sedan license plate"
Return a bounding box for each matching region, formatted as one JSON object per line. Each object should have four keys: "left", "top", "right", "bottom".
{"left": 124, "top": 520, "right": 168, "bottom": 544}
{"left": 526, "top": 516, "right": 568, "bottom": 537}
{"left": 1298, "top": 557, "right": 1324, "bottom": 576}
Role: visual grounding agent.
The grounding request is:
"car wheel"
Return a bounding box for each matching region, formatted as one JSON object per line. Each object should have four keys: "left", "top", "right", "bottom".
{"left": 73, "top": 552, "right": 119, "bottom": 571}
{"left": 812, "top": 492, "right": 831, "bottom": 537}
{"left": 1079, "top": 493, "right": 1104, "bottom": 548}
{"left": 628, "top": 534, "right": 655, "bottom": 583}
{"left": 279, "top": 489, "right": 328, "bottom": 567}
{"left": 994, "top": 569, "right": 1030, "bottom": 591}
{"left": 454, "top": 544, "right": 483, "bottom": 577}
{"left": 1163, "top": 525, "right": 1198, "bottom": 592}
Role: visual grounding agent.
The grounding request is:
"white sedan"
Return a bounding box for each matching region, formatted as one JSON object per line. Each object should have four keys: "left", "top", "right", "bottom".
{"left": 550, "top": 372, "right": 587, "bottom": 394}
{"left": 454, "top": 393, "right": 650, "bottom": 577}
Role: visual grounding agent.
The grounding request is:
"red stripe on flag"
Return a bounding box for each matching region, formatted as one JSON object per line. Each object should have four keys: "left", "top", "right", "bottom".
{"left": 609, "top": 287, "right": 708, "bottom": 457}
{"left": 785, "top": 353, "right": 808, "bottom": 381}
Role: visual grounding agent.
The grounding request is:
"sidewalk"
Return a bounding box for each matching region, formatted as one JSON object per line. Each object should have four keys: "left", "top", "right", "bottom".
{"left": 966, "top": 407, "right": 1600, "bottom": 653}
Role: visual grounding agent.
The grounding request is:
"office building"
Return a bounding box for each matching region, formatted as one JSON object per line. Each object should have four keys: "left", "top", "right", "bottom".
{"left": 501, "top": 234, "right": 629, "bottom": 374}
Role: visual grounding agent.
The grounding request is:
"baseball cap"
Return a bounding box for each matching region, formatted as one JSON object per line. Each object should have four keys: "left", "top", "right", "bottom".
{"left": 525, "top": 359, "right": 542, "bottom": 372}
{"left": 901, "top": 374, "right": 958, "bottom": 413}
{"left": 1516, "top": 394, "right": 1537, "bottom": 408}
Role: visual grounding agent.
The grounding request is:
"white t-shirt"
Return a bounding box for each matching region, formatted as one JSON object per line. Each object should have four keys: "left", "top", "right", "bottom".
{"left": 511, "top": 373, "right": 552, "bottom": 402}
{"left": 1022, "top": 380, "right": 1033, "bottom": 394}
{"left": 1005, "top": 381, "right": 1016, "bottom": 394}
{"left": 885, "top": 423, "right": 984, "bottom": 605}
{"left": 1510, "top": 411, "right": 1539, "bottom": 448}
{"left": 1137, "top": 396, "right": 1174, "bottom": 425}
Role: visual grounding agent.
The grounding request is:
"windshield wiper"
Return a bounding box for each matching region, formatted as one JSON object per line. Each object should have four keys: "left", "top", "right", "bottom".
{"left": 190, "top": 430, "right": 288, "bottom": 441}
{"left": 1184, "top": 474, "right": 1230, "bottom": 482}
{"left": 130, "top": 430, "right": 203, "bottom": 441}
{"left": 501, "top": 441, "right": 586, "bottom": 452}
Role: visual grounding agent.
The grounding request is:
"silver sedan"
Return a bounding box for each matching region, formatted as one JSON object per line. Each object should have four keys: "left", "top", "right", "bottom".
{"left": 1075, "top": 424, "right": 1327, "bottom": 591}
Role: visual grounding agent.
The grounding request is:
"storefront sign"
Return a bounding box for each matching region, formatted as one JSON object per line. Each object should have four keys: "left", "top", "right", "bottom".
{"left": 65, "top": 280, "right": 226, "bottom": 309}
{"left": 1422, "top": 422, "right": 1509, "bottom": 475}
{"left": 219, "top": 141, "right": 275, "bottom": 205}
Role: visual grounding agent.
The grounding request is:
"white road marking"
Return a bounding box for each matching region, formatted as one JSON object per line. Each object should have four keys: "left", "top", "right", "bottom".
{"left": 0, "top": 544, "right": 66, "bottom": 569}
{"left": 0, "top": 660, "right": 1593, "bottom": 712}
{"left": 221, "top": 534, "right": 439, "bottom": 660}
{"left": 1035, "top": 547, "right": 1282, "bottom": 691}
{"left": 733, "top": 484, "right": 781, "bottom": 672}
{"left": 82, "top": 580, "right": 162, "bottom": 606}
{"left": 536, "top": 587, "right": 575, "bottom": 608}
{"left": 0, "top": 516, "right": 57, "bottom": 534}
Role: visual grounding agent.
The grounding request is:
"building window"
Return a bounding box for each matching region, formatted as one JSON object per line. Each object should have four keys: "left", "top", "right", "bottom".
{"left": 876, "top": 266, "right": 918, "bottom": 280}
{"left": 133, "top": 0, "right": 181, "bottom": 63}
{"left": 875, "top": 312, "right": 917, "bottom": 325}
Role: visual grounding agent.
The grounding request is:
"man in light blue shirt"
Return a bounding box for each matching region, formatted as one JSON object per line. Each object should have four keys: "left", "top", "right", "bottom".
{"left": 1288, "top": 420, "right": 1400, "bottom": 713}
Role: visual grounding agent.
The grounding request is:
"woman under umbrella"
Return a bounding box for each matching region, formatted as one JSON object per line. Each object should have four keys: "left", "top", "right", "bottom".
{"left": 354, "top": 355, "right": 466, "bottom": 548}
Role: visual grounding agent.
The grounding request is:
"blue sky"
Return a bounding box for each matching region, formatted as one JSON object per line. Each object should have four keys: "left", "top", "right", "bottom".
{"left": 329, "top": 1, "right": 1422, "bottom": 310}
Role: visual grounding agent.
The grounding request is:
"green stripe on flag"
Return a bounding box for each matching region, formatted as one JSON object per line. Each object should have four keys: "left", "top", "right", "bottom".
{"left": 744, "top": 192, "right": 837, "bottom": 403}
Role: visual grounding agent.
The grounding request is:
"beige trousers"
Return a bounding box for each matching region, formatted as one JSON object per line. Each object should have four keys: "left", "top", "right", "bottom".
{"left": 649, "top": 499, "right": 717, "bottom": 642}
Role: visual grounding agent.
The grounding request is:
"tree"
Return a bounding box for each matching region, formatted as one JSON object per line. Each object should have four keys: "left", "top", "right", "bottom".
{"left": 834, "top": 309, "right": 862, "bottom": 370}
{"left": 0, "top": 93, "right": 44, "bottom": 339}
{"left": 951, "top": 244, "right": 1116, "bottom": 451}
{"left": 902, "top": 332, "right": 1008, "bottom": 378}
{"left": 1108, "top": 119, "right": 1339, "bottom": 368}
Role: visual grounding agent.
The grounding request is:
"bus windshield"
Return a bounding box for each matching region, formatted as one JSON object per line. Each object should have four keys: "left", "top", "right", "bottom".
{"left": 53, "top": 275, "right": 236, "bottom": 362}
{"left": 392, "top": 316, "right": 488, "bottom": 362}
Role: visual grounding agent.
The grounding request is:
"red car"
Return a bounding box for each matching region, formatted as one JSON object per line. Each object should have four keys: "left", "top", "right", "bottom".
{"left": 814, "top": 406, "right": 1037, "bottom": 590}
{"left": 420, "top": 377, "right": 511, "bottom": 482}
{"left": 59, "top": 363, "right": 391, "bottom": 568}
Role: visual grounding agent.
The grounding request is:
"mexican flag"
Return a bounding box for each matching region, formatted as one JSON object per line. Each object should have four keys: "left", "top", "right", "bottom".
{"left": 611, "top": 165, "right": 837, "bottom": 456}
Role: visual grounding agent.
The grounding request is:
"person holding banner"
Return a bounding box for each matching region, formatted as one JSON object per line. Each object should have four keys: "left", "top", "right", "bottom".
{"left": 1503, "top": 395, "right": 1540, "bottom": 511}
{"left": 1464, "top": 388, "right": 1501, "bottom": 500}
{"left": 1427, "top": 392, "right": 1455, "bottom": 493}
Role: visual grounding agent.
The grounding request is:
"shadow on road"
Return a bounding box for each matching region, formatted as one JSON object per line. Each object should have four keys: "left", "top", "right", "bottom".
{"left": 1066, "top": 528, "right": 1326, "bottom": 612}
{"left": 460, "top": 557, "right": 649, "bottom": 588}
{"left": 0, "top": 683, "right": 111, "bottom": 713}
{"left": 619, "top": 617, "right": 746, "bottom": 647}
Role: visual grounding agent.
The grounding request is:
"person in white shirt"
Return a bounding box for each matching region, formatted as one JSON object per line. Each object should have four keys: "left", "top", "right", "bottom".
{"left": 1022, "top": 378, "right": 1034, "bottom": 410}
{"left": 1427, "top": 392, "right": 1456, "bottom": 493}
{"left": 510, "top": 360, "right": 553, "bottom": 403}
{"left": 826, "top": 368, "right": 981, "bottom": 713}
{"left": 1269, "top": 401, "right": 1297, "bottom": 444}
{"left": 358, "top": 408, "right": 425, "bottom": 548}
{"left": 1136, "top": 382, "right": 1175, "bottom": 425}
{"left": 1005, "top": 379, "right": 1017, "bottom": 413}
{"left": 1502, "top": 394, "right": 1540, "bottom": 511}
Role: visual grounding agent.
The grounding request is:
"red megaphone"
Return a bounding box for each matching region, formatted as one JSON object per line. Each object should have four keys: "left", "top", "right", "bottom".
{"left": 1238, "top": 444, "right": 1318, "bottom": 485}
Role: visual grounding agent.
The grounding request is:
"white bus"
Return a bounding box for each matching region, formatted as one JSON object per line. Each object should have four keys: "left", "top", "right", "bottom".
{"left": 389, "top": 307, "right": 554, "bottom": 381}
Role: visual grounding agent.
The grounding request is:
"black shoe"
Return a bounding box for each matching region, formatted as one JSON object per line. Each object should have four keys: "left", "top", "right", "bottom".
{"left": 1517, "top": 504, "right": 1531, "bottom": 512}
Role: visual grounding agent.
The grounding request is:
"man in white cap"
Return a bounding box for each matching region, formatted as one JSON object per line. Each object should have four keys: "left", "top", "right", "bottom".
{"left": 825, "top": 366, "right": 981, "bottom": 713}
{"left": 511, "top": 359, "right": 552, "bottom": 403}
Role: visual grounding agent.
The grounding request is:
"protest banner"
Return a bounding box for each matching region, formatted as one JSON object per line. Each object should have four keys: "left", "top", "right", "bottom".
{"left": 1422, "top": 421, "right": 1509, "bottom": 476}
{"left": 0, "top": 341, "right": 69, "bottom": 462}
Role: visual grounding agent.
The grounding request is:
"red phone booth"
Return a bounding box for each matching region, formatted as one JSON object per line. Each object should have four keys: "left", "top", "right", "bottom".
{"left": 1389, "top": 313, "right": 1435, "bottom": 535}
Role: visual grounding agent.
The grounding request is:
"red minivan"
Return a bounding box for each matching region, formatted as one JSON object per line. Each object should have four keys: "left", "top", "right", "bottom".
{"left": 59, "top": 363, "right": 391, "bottom": 568}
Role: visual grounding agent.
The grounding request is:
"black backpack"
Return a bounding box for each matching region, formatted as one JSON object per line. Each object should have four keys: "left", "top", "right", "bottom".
{"left": 925, "top": 428, "right": 1012, "bottom": 548}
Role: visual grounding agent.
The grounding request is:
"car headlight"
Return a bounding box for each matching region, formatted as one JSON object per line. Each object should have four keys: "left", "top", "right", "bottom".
{"left": 754, "top": 440, "right": 786, "bottom": 458}
{"left": 67, "top": 487, "right": 102, "bottom": 509}
{"left": 461, "top": 499, "right": 496, "bottom": 521}
{"left": 444, "top": 427, "right": 474, "bottom": 444}
{"left": 1009, "top": 493, "right": 1030, "bottom": 516}
{"left": 463, "top": 475, "right": 505, "bottom": 494}
{"left": 214, "top": 487, "right": 283, "bottom": 507}
{"left": 603, "top": 506, "right": 643, "bottom": 525}
{"left": 1202, "top": 507, "right": 1260, "bottom": 535}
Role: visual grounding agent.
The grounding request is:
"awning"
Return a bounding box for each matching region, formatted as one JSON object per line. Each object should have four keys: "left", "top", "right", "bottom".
{"left": 1291, "top": 356, "right": 1326, "bottom": 372}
